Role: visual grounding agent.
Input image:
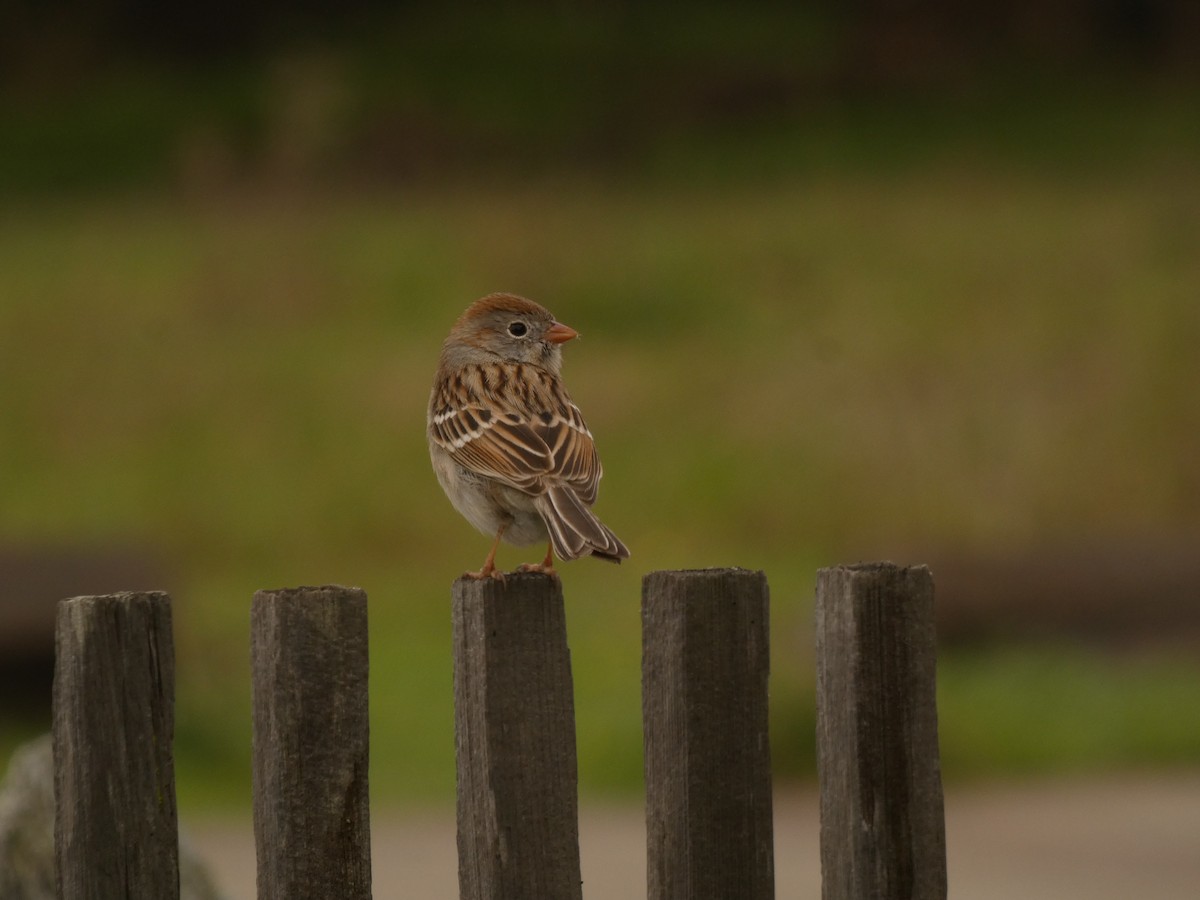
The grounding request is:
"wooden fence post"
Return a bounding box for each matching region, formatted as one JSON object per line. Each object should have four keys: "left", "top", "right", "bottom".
{"left": 52, "top": 591, "right": 179, "bottom": 899}
{"left": 251, "top": 585, "right": 371, "bottom": 900}
{"left": 452, "top": 572, "right": 582, "bottom": 900}
{"left": 815, "top": 563, "right": 947, "bottom": 900}
{"left": 642, "top": 568, "right": 774, "bottom": 900}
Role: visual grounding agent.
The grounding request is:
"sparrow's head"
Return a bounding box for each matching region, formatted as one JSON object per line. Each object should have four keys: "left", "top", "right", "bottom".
{"left": 445, "top": 292, "right": 578, "bottom": 370}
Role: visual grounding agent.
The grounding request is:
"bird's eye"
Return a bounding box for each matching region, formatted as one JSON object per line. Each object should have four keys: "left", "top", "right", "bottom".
{"left": 507, "top": 321, "right": 528, "bottom": 337}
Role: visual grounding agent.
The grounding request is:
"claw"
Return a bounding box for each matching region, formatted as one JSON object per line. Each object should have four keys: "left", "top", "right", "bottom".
{"left": 516, "top": 562, "right": 558, "bottom": 578}
{"left": 516, "top": 540, "right": 558, "bottom": 577}
{"left": 463, "top": 567, "right": 506, "bottom": 582}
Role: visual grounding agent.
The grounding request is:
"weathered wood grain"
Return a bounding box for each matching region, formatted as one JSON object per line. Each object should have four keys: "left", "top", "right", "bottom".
{"left": 452, "top": 573, "right": 582, "bottom": 900}
{"left": 642, "top": 568, "right": 774, "bottom": 900}
{"left": 251, "top": 585, "right": 371, "bottom": 900}
{"left": 815, "top": 562, "right": 947, "bottom": 900}
{"left": 52, "top": 591, "right": 179, "bottom": 900}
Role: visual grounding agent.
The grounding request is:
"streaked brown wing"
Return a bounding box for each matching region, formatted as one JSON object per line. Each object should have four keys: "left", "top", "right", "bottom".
{"left": 532, "top": 403, "right": 603, "bottom": 505}
{"left": 430, "top": 405, "right": 552, "bottom": 493}
{"left": 429, "top": 363, "right": 604, "bottom": 502}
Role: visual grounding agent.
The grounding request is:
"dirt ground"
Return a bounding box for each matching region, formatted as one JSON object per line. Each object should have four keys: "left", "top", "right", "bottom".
{"left": 186, "top": 774, "right": 1200, "bottom": 899}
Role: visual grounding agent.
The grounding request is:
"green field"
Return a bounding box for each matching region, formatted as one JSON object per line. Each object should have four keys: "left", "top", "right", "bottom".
{"left": 3, "top": 86, "right": 1200, "bottom": 804}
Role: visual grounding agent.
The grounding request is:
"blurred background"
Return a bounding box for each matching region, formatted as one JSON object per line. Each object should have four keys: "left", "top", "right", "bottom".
{"left": 2, "top": 0, "right": 1199, "bottom": 820}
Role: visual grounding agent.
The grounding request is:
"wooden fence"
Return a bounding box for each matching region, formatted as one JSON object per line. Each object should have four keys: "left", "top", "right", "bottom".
{"left": 49, "top": 564, "right": 946, "bottom": 899}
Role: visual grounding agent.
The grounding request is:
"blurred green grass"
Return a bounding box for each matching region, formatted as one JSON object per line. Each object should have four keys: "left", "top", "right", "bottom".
{"left": 3, "top": 106, "right": 1200, "bottom": 803}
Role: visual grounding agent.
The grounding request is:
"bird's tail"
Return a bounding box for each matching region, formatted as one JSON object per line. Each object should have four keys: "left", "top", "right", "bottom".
{"left": 536, "top": 487, "right": 630, "bottom": 563}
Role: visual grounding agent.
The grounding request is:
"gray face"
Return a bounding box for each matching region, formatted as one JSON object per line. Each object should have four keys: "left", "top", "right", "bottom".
{"left": 452, "top": 308, "right": 565, "bottom": 370}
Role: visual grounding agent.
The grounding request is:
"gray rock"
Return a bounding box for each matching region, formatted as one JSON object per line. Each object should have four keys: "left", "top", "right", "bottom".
{"left": 0, "top": 735, "right": 226, "bottom": 900}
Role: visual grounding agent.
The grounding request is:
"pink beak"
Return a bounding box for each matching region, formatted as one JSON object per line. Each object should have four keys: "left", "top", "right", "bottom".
{"left": 545, "top": 322, "right": 579, "bottom": 344}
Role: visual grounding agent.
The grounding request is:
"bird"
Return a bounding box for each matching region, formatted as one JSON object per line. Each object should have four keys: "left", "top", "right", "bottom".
{"left": 427, "top": 292, "right": 630, "bottom": 579}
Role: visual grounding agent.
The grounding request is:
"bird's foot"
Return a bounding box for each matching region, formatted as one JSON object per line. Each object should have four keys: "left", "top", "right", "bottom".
{"left": 517, "top": 541, "right": 558, "bottom": 577}
{"left": 462, "top": 564, "right": 506, "bottom": 582}
{"left": 516, "top": 562, "right": 558, "bottom": 578}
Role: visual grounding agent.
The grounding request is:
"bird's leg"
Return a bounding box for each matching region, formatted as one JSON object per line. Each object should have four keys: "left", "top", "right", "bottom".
{"left": 517, "top": 540, "right": 558, "bottom": 577}
{"left": 465, "top": 524, "right": 507, "bottom": 581}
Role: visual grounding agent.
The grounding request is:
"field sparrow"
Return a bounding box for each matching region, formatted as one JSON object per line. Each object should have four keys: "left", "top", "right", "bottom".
{"left": 428, "top": 292, "right": 630, "bottom": 579}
